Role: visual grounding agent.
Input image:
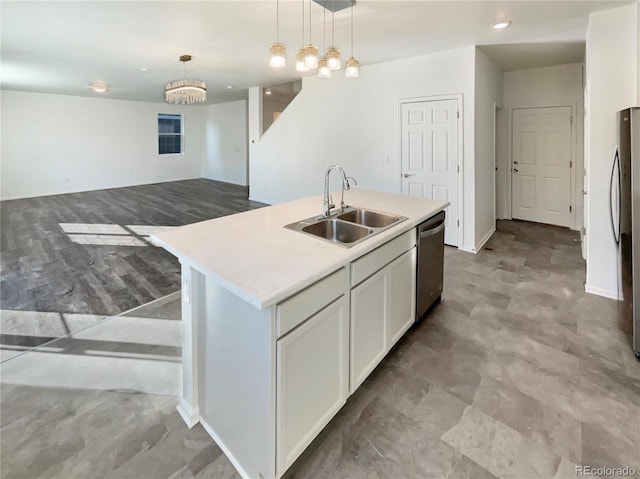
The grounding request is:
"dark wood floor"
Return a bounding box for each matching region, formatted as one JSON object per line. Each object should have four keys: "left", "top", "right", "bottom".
{"left": 1, "top": 179, "right": 266, "bottom": 319}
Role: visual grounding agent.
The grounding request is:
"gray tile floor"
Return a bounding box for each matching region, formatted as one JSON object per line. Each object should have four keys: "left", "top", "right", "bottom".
{"left": 2, "top": 220, "right": 639, "bottom": 479}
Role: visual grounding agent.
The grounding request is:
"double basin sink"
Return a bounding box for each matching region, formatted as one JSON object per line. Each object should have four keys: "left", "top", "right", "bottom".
{"left": 285, "top": 207, "right": 407, "bottom": 247}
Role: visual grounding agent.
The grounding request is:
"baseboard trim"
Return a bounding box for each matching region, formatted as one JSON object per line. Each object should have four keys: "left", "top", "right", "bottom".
{"left": 458, "top": 226, "right": 496, "bottom": 255}
{"left": 200, "top": 418, "right": 252, "bottom": 479}
{"left": 1, "top": 176, "right": 201, "bottom": 202}
{"left": 474, "top": 226, "right": 497, "bottom": 253}
{"left": 176, "top": 399, "right": 200, "bottom": 429}
{"left": 584, "top": 284, "right": 623, "bottom": 301}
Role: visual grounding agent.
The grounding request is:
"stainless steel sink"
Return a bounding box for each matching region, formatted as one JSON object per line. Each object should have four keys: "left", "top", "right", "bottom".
{"left": 302, "top": 219, "right": 372, "bottom": 243}
{"left": 337, "top": 209, "right": 402, "bottom": 228}
{"left": 284, "top": 206, "right": 408, "bottom": 248}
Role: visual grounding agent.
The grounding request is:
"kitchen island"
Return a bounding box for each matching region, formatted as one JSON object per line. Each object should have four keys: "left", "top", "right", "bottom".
{"left": 153, "top": 188, "right": 448, "bottom": 479}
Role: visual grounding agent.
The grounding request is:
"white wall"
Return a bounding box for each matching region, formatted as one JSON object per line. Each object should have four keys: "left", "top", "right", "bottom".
{"left": 0, "top": 90, "right": 204, "bottom": 200}
{"left": 585, "top": 3, "right": 638, "bottom": 299}
{"left": 501, "top": 63, "right": 585, "bottom": 231}
{"left": 202, "top": 100, "right": 248, "bottom": 186}
{"left": 474, "top": 48, "right": 503, "bottom": 250}
{"left": 250, "top": 46, "right": 477, "bottom": 251}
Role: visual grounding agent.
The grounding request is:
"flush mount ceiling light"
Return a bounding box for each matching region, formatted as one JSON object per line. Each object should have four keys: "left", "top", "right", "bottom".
{"left": 265, "top": 88, "right": 272, "bottom": 95}
{"left": 491, "top": 19, "right": 512, "bottom": 30}
{"left": 89, "top": 83, "right": 109, "bottom": 93}
{"left": 270, "top": 0, "right": 287, "bottom": 67}
{"left": 165, "top": 55, "right": 207, "bottom": 104}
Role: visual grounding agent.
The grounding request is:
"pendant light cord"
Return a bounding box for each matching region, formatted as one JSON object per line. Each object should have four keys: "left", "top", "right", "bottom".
{"left": 350, "top": 2, "right": 354, "bottom": 57}
{"left": 276, "top": 0, "right": 280, "bottom": 42}
{"left": 309, "top": 0, "right": 312, "bottom": 44}
{"left": 301, "top": 0, "right": 305, "bottom": 44}
{"left": 323, "top": 3, "right": 326, "bottom": 51}
{"left": 331, "top": 1, "right": 335, "bottom": 48}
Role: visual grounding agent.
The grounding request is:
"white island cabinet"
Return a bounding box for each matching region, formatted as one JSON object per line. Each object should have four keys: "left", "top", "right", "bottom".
{"left": 152, "top": 189, "right": 448, "bottom": 479}
{"left": 350, "top": 229, "right": 417, "bottom": 392}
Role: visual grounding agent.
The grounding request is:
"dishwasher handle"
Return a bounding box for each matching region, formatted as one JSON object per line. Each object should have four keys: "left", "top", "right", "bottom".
{"left": 419, "top": 221, "right": 445, "bottom": 238}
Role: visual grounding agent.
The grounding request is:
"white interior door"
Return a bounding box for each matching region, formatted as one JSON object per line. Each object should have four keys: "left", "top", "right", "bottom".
{"left": 401, "top": 99, "right": 459, "bottom": 246}
{"left": 511, "top": 107, "right": 572, "bottom": 227}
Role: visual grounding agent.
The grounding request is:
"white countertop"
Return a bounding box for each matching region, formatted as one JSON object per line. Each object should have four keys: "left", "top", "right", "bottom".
{"left": 152, "top": 189, "right": 448, "bottom": 310}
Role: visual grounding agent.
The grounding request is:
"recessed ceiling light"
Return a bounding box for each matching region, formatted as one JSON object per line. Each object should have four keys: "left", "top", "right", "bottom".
{"left": 89, "top": 83, "right": 109, "bottom": 93}
{"left": 140, "top": 67, "right": 149, "bottom": 72}
{"left": 227, "top": 85, "right": 233, "bottom": 89}
{"left": 492, "top": 20, "right": 512, "bottom": 30}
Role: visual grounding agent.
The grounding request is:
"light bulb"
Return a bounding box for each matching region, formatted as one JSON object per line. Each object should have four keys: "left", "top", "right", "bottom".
{"left": 270, "top": 43, "right": 287, "bottom": 68}
{"left": 326, "top": 48, "right": 341, "bottom": 71}
{"left": 318, "top": 58, "right": 331, "bottom": 78}
{"left": 296, "top": 49, "right": 310, "bottom": 72}
{"left": 303, "top": 44, "right": 319, "bottom": 69}
{"left": 345, "top": 57, "right": 359, "bottom": 78}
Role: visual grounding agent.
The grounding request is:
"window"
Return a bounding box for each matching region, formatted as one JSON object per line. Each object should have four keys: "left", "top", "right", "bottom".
{"left": 158, "top": 114, "right": 183, "bottom": 155}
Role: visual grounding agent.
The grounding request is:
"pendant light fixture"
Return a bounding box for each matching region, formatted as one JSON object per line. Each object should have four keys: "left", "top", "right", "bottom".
{"left": 303, "top": 0, "right": 319, "bottom": 68}
{"left": 270, "top": 0, "right": 286, "bottom": 68}
{"left": 165, "top": 55, "right": 207, "bottom": 104}
{"left": 296, "top": 0, "right": 310, "bottom": 72}
{"left": 345, "top": 1, "right": 359, "bottom": 78}
{"left": 326, "top": 1, "right": 341, "bottom": 70}
{"left": 318, "top": 5, "right": 331, "bottom": 78}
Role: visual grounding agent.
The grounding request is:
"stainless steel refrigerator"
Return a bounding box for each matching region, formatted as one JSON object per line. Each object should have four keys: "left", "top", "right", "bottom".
{"left": 611, "top": 108, "right": 640, "bottom": 361}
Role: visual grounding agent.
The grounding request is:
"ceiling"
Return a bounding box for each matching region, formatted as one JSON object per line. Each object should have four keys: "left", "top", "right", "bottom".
{"left": 0, "top": 1, "right": 631, "bottom": 104}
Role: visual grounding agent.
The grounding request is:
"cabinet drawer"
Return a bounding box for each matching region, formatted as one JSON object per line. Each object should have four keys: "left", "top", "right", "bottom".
{"left": 351, "top": 229, "right": 416, "bottom": 287}
{"left": 277, "top": 267, "right": 348, "bottom": 337}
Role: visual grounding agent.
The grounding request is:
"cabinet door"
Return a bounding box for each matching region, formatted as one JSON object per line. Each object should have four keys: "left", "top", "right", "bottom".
{"left": 350, "top": 268, "right": 388, "bottom": 392}
{"left": 387, "top": 248, "right": 417, "bottom": 347}
{"left": 276, "top": 296, "right": 349, "bottom": 476}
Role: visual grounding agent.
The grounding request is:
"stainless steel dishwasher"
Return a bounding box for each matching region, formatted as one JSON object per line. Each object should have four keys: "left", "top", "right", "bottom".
{"left": 416, "top": 211, "right": 445, "bottom": 320}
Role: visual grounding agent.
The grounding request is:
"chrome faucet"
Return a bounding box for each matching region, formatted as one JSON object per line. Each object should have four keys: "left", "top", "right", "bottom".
{"left": 323, "top": 165, "right": 356, "bottom": 217}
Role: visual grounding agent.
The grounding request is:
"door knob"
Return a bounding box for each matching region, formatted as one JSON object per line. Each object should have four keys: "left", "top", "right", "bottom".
{"left": 513, "top": 168, "right": 519, "bottom": 173}
{"left": 403, "top": 173, "right": 416, "bottom": 178}
{"left": 513, "top": 161, "right": 519, "bottom": 165}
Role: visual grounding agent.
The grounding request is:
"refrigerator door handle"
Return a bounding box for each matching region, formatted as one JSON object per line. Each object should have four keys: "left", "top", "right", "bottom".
{"left": 609, "top": 146, "right": 621, "bottom": 245}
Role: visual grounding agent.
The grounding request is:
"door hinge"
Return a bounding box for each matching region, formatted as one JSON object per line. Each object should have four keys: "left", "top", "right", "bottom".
{"left": 570, "top": 115, "right": 574, "bottom": 124}
{"left": 583, "top": 226, "right": 587, "bottom": 235}
{"left": 570, "top": 161, "right": 573, "bottom": 168}
{"left": 457, "top": 111, "right": 460, "bottom": 119}
{"left": 457, "top": 220, "right": 460, "bottom": 227}
{"left": 569, "top": 205, "right": 572, "bottom": 213}
{"left": 457, "top": 166, "right": 460, "bottom": 173}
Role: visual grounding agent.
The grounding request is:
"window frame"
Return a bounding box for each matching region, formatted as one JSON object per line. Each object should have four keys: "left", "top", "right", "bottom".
{"left": 158, "top": 113, "right": 184, "bottom": 156}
